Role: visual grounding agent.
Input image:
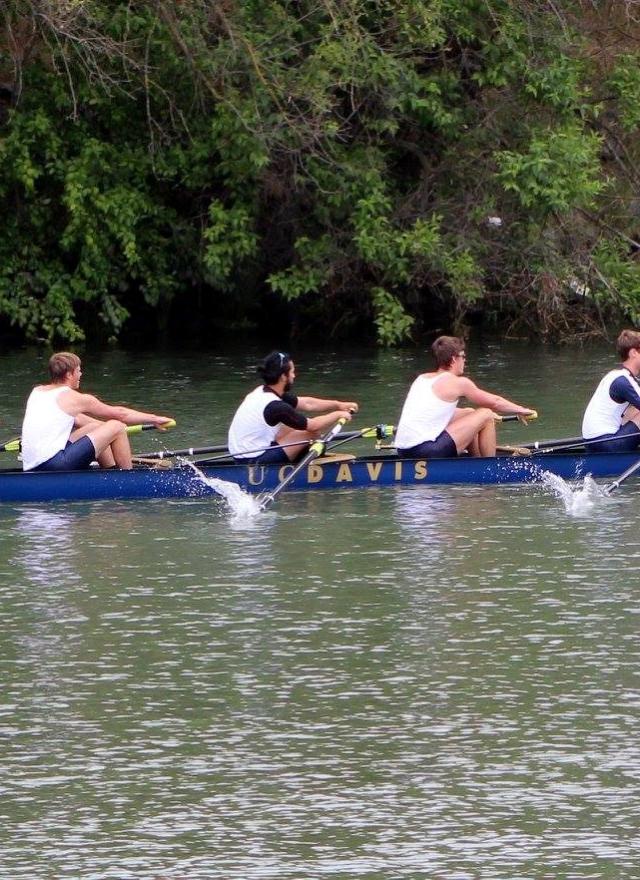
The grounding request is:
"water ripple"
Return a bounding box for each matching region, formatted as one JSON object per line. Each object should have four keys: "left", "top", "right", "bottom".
{"left": 1, "top": 483, "right": 640, "bottom": 878}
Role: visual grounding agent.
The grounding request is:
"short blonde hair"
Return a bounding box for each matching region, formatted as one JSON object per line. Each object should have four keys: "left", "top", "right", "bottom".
{"left": 49, "top": 352, "right": 80, "bottom": 381}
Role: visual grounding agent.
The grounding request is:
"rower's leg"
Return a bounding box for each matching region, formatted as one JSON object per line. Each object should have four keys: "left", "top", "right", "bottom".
{"left": 106, "top": 429, "right": 133, "bottom": 469}
{"left": 446, "top": 408, "right": 496, "bottom": 457}
{"left": 275, "top": 426, "right": 314, "bottom": 461}
{"left": 475, "top": 417, "right": 498, "bottom": 457}
{"left": 72, "top": 420, "right": 133, "bottom": 469}
{"left": 68, "top": 420, "right": 110, "bottom": 466}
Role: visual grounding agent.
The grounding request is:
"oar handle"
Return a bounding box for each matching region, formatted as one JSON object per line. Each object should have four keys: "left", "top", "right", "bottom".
{"left": 497, "top": 411, "right": 538, "bottom": 423}
{"left": 126, "top": 419, "right": 176, "bottom": 435}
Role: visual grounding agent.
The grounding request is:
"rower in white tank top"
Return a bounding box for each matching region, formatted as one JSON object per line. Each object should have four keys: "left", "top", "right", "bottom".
{"left": 228, "top": 385, "right": 285, "bottom": 458}
{"left": 394, "top": 336, "right": 535, "bottom": 459}
{"left": 582, "top": 368, "right": 640, "bottom": 438}
{"left": 21, "top": 386, "right": 75, "bottom": 471}
{"left": 395, "top": 374, "right": 458, "bottom": 449}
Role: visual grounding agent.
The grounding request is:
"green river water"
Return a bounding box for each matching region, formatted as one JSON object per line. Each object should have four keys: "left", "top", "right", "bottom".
{"left": 1, "top": 341, "right": 639, "bottom": 879}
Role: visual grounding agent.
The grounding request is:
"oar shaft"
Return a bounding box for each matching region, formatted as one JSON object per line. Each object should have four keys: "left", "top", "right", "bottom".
{"left": 521, "top": 435, "right": 584, "bottom": 451}
{"left": 527, "top": 436, "right": 623, "bottom": 454}
{"left": 604, "top": 458, "right": 640, "bottom": 495}
{"left": 138, "top": 425, "right": 395, "bottom": 461}
{"left": 141, "top": 443, "right": 229, "bottom": 460}
{"left": 0, "top": 421, "right": 175, "bottom": 455}
{"left": 259, "top": 418, "right": 348, "bottom": 509}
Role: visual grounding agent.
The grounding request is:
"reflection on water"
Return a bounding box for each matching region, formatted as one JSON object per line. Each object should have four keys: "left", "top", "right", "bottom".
{"left": 1, "top": 343, "right": 640, "bottom": 878}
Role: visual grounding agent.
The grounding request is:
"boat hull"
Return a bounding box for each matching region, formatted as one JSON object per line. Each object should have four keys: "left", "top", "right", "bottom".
{"left": 0, "top": 451, "right": 637, "bottom": 503}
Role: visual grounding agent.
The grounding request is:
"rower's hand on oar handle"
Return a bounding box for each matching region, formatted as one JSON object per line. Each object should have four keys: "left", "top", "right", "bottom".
{"left": 342, "top": 402, "right": 359, "bottom": 414}
{"left": 494, "top": 410, "right": 538, "bottom": 425}
{"left": 517, "top": 409, "right": 538, "bottom": 425}
{"left": 126, "top": 418, "right": 176, "bottom": 435}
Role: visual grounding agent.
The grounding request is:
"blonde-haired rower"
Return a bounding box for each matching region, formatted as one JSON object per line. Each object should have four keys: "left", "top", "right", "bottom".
{"left": 21, "top": 352, "right": 173, "bottom": 471}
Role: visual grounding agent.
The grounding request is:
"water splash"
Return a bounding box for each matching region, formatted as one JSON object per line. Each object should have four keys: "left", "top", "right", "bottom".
{"left": 182, "top": 460, "right": 262, "bottom": 519}
{"left": 540, "top": 471, "right": 607, "bottom": 516}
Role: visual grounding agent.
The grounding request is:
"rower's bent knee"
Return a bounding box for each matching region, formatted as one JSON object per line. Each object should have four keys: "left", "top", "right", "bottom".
{"left": 477, "top": 407, "right": 494, "bottom": 424}
{"left": 105, "top": 419, "right": 127, "bottom": 438}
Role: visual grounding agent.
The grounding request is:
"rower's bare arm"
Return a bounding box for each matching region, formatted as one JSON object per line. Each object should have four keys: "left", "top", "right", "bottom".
{"left": 61, "top": 391, "right": 173, "bottom": 427}
{"left": 306, "top": 410, "right": 354, "bottom": 434}
{"left": 297, "top": 396, "right": 359, "bottom": 414}
{"left": 458, "top": 379, "right": 534, "bottom": 416}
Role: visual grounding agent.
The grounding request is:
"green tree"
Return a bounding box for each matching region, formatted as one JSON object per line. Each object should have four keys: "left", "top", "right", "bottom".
{"left": 1, "top": 0, "right": 640, "bottom": 345}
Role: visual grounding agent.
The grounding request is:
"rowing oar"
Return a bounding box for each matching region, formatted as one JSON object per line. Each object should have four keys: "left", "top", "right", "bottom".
{"left": 127, "top": 419, "right": 176, "bottom": 435}
{"left": 0, "top": 420, "right": 175, "bottom": 454}
{"left": 326, "top": 423, "right": 395, "bottom": 452}
{"left": 136, "top": 424, "right": 395, "bottom": 462}
{"left": 520, "top": 435, "right": 584, "bottom": 451}
{"left": 603, "top": 457, "right": 640, "bottom": 495}
{"left": 521, "top": 435, "right": 625, "bottom": 455}
{"left": 258, "top": 417, "right": 349, "bottom": 510}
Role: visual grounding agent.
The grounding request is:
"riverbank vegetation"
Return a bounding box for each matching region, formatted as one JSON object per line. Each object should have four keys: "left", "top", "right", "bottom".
{"left": 2, "top": 1, "right": 640, "bottom": 346}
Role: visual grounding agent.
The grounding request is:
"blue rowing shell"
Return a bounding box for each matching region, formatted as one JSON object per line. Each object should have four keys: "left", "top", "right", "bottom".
{"left": 0, "top": 451, "right": 638, "bottom": 503}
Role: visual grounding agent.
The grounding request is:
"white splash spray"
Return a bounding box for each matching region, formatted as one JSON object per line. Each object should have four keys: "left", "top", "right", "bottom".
{"left": 183, "top": 460, "right": 262, "bottom": 519}
{"left": 540, "top": 471, "right": 607, "bottom": 516}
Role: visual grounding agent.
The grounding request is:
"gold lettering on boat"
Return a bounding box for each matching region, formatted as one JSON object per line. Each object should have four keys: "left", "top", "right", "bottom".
{"left": 414, "top": 460, "right": 427, "bottom": 480}
{"left": 278, "top": 464, "right": 294, "bottom": 482}
{"left": 336, "top": 463, "right": 353, "bottom": 482}
{"left": 395, "top": 460, "right": 403, "bottom": 480}
{"left": 248, "top": 466, "right": 266, "bottom": 486}
{"left": 307, "top": 463, "right": 324, "bottom": 483}
{"left": 366, "top": 461, "right": 383, "bottom": 481}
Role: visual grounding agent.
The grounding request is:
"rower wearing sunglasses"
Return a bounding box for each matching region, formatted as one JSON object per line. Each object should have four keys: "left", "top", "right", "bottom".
{"left": 395, "top": 335, "right": 535, "bottom": 459}
{"left": 228, "top": 351, "right": 358, "bottom": 464}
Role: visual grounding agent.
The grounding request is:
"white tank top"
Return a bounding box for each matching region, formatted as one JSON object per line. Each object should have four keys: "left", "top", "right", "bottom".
{"left": 582, "top": 368, "right": 640, "bottom": 438}
{"left": 228, "top": 385, "right": 282, "bottom": 457}
{"left": 21, "top": 386, "right": 75, "bottom": 471}
{"left": 396, "top": 373, "right": 458, "bottom": 449}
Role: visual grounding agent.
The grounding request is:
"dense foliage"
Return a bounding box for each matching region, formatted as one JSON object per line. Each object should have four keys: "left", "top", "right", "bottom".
{"left": 2, "top": 0, "right": 640, "bottom": 346}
